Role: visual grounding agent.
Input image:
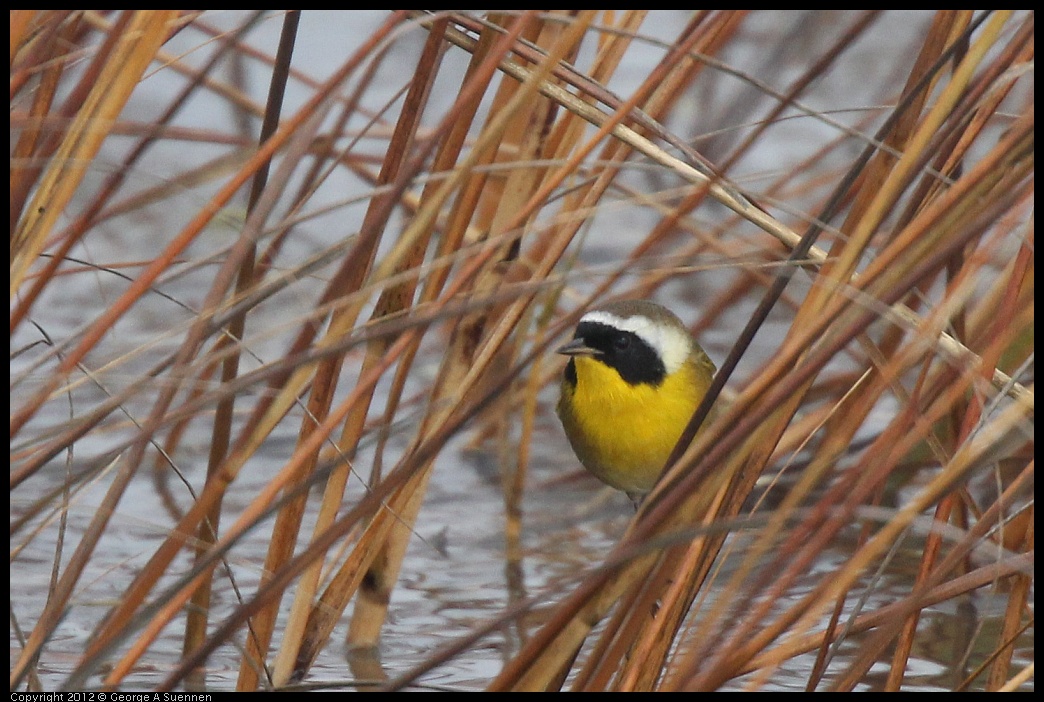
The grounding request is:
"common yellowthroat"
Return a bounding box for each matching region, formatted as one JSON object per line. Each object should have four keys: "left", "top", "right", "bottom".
{"left": 556, "top": 300, "right": 716, "bottom": 503}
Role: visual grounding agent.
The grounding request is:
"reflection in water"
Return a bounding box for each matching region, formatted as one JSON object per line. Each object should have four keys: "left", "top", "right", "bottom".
{"left": 9, "top": 10, "right": 1032, "bottom": 692}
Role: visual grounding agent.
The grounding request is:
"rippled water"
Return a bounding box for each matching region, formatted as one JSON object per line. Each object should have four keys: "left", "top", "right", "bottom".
{"left": 11, "top": 10, "right": 1032, "bottom": 692}
{"left": 13, "top": 417, "right": 1030, "bottom": 691}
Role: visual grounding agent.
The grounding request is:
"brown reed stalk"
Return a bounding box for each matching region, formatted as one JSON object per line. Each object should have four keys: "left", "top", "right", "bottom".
{"left": 11, "top": 11, "right": 1032, "bottom": 692}
{"left": 182, "top": 11, "right": 300, "bottom": 690}
{"left": 52, "top": 13, "right": 412, "bottom": 689}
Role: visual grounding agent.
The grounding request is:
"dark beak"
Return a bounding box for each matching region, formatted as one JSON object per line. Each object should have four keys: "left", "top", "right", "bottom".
{"left": 557, "top": 337, "right": 599, "bottom": 357}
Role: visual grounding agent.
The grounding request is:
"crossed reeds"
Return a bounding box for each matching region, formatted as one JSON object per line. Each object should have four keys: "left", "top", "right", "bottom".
{"left": 11, "top": 10, "right": 1033, "bottom": 692}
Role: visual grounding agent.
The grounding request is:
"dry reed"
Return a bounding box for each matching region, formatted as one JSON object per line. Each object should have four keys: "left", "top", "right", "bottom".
{"left": 11, "top": 10, "right": 1033, "bottom": 692}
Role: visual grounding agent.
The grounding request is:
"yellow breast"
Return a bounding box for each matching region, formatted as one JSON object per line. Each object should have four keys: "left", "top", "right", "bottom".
{"left": 557, "top": 354, "right": 712, "bottom": 495}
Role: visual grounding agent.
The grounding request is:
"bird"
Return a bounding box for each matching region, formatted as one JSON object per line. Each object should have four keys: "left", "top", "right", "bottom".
{"left": 556, "top": 299, "right": 716, "bottom": 505}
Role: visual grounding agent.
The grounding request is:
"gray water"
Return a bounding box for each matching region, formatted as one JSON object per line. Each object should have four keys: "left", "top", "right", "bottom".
{"left": 10, "top": 10, "right": 1032, "bottom": 691}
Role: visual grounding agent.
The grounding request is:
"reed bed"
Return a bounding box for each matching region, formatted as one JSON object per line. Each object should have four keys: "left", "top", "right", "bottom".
{"left": 10, "top": 10, "right": 1033, "bottom": 692}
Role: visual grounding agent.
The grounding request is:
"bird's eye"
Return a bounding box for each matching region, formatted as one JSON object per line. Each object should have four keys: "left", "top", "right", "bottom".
{"left": 613, "top": 334, "right": 631, "bottom": 351}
